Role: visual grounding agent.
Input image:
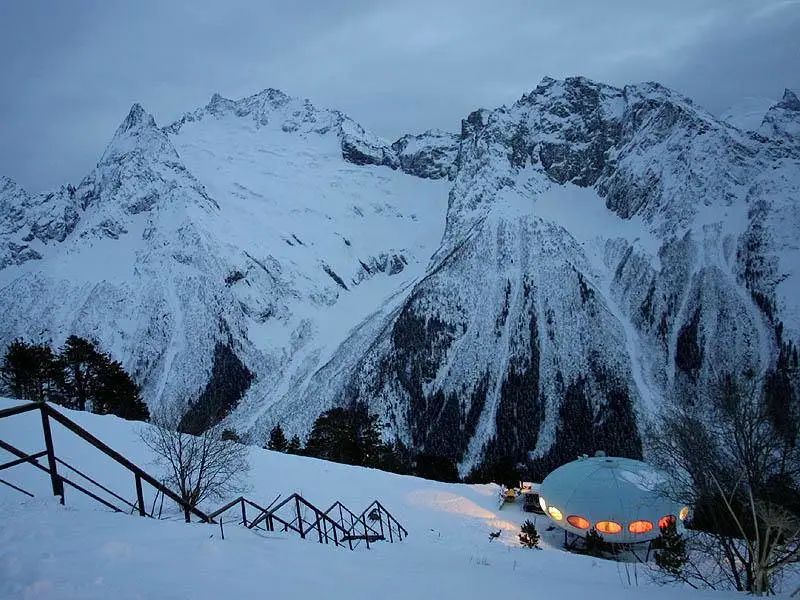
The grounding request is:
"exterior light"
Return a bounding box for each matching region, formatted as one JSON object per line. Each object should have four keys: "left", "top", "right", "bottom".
{"left": 539, "top": 496, "right": 547, "bottom": 513}
{"left": 547, "top": 506, "right": 563, "bottom": 520}
{"left": 679, "top": 506, "right": 690, "bottom": 521}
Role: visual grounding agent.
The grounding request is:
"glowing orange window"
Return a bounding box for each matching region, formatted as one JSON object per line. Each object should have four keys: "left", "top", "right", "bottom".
{"left": 596, "top": 520, "right": 622, "bottom": 534}
{"left": 658, "top": 515, "right": 676, "bottom": 529}
{"left": 628, "top": 520, "right": 654, "bottom": 534}
{"left": 566, "top": 515, "right": 591, "bottom": 530}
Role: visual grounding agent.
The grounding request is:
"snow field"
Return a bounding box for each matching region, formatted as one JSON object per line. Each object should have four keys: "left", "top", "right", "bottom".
{"left": 0, "top": 399, "right": 740, "bottom": 600}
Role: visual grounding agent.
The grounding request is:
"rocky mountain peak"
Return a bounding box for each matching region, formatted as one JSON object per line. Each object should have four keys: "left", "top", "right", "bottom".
{"left": 391, "top": 129, "right": 460, "bottom": 180}
{"left": 759, "top": 87, "right": 800, "bottom": 149}
{"left": 101, "top": 103, "right": 174, "bottom": 167}
{"left": 117, "top": 103, "right": 157, "bottom": 134}
{"left": 69, "top": 101, "right": 216, "bottom": 228}
{"left": 0, "top": 176, "right": 31, "bottom": 234}
{"left": 205, "top": 92, "right": 236, "bottom": 115}
{"left": 0, "top": 175, "right": 26, "bottom": 200}
{"left": 778, "top": 88, "right": 800, "bottom": 111}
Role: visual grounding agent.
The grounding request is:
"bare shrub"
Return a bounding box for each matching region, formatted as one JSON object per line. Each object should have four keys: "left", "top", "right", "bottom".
{"left": 140, "top": 405, "right": 249, "bottom": 521}
{"left": 649, "top": 372, "right": 800, "bottom": 594}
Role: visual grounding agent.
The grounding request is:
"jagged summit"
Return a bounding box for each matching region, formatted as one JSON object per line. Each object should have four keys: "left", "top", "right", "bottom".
{"left": 0, "top": 175, "right": 23, "bottom": 193}
{"left": 166, "top": 87, "right": 458, "bottom": 178}
{"left": 97, "top": 102, "right": 180, "bottom": 169}
{"left": 116, "top": 103, "right": 158, "bottom": 135}
{"left": 778, "top": 88, "right": 800, "bottom": 111}
{"left": 167, "top": 87, "right": 340, "bottom": 135}
{"left": 760, "top": 87, "right": 800, "bottom": 148}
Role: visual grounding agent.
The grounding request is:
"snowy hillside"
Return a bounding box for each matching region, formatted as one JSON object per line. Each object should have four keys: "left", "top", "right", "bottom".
{"left": 0, "top": 78, "right": 798, "bottom": 476}
{"left": 0, "top": 399, "right": 744, "bottom": 599}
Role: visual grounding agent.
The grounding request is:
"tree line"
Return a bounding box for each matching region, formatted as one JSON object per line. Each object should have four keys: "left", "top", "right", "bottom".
{"left": 263, "top": 402, "right": 461, "bottom": 482}
{"left": 0, "top": 337, "right": 149, "bottom": 421}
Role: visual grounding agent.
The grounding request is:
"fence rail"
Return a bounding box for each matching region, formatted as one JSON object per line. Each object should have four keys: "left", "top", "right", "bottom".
{"left": 0, "top": 401, "right": 408, "bottom": 551}
{"left": 0, "top": 401, "right": 212, "bottom": 522}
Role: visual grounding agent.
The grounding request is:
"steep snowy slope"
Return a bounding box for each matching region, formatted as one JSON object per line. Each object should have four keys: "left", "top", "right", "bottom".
{"left": 0, "top": 79, "right": 798, "bottom": 476}
{"left": 164, "top": 89, "right": 451, "bottom": 431}
{"left": 289, "top": 78, "right": 800, "bottom": 476}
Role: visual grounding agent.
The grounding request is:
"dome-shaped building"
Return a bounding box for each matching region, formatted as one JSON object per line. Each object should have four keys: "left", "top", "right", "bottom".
{"left": 538, "top": 454, "right": 688, "bottom": 544}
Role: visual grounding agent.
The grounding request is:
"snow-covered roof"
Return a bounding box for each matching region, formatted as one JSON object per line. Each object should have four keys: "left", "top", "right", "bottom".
{"left": 539, "top": 455, "right": 684, "bottom": 543}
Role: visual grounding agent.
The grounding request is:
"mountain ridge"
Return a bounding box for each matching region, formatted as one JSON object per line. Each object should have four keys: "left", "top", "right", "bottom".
{"left": 0, "top": 76, "right": 797, "bottom": 476}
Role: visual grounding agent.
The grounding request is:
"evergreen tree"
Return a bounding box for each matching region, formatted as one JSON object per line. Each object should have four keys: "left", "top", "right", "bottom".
{"left": 465, "top": 455, "right": 519, "bottom": 487}
{"left": 653, "top": 520, "right": 687, "bottom": 576}
{"left": 221, "top": 429, "right": 241, "bottom": 442}
{"left": 0, "top": 339, "right": 59, "bottom": 402}
{"left": 304, "top": 402, "right": 383, "bottom": 467}
{"left": 59, "top": 335, "right": 102, "bottom": 411}
{"left": 376, "top": 439, "right": 414, "bottom": 475}
{"left": 584, "top": 527, "right": 606, "bottom": 557}
{"left": 286, "top": 435, "right": 302, "bottom": 455}
{"left": 519, "top": 519, "right": 541, "bottom": 549}
{"left": 414, "top": 452, "right": 460, "bottom": 482}
{"left": 1, "top": 337, "right": 148, "bottom": 421}
{"left": 267, "top": 424, "right": 288, "bottom": 452}
{"left": 92, "top": 356, "right": 149, "bottom": 421}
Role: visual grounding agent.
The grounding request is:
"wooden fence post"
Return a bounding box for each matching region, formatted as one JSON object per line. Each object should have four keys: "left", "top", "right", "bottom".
{"left": 39, "top": 404, "right": 64, "bottom": 503}
{"left": 135, "top": 474, "right": 146, "bottom": 516}
{"left": 295, "top": 496, "right": 305, "bottom": 539}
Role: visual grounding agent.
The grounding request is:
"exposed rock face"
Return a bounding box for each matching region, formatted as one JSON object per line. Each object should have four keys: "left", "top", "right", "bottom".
{"left": 392, "top": 130, "right": 460, "bottom": 179}
{"left": 760, "top": 89, "right": 800, "bottom": 150}
{"left": 0, "top": 176, "right": 79, "bottom": 268}
{"left": 0, "top": 78, "right": 798, "bottom": 476}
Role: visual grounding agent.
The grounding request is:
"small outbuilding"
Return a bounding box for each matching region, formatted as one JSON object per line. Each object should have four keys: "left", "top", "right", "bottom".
{"left": 538, "top": 453, "right": 688, "bottom": 544}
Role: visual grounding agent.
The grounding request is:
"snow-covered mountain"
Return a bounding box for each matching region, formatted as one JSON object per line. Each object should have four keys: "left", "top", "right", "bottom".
{"left": 1, "top": 78, "right": 798, "bottom": 475}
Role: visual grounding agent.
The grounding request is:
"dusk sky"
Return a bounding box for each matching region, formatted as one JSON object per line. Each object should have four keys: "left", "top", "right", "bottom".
{"left": 1, "top": 0, "right": 798, "bottom": 192}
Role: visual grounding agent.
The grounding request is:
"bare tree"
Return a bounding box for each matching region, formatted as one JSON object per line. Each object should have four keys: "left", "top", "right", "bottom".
{"left": 140, "top": 405, "right": 249, "bottom": 521}
{"left": 648, "top": 371, "right": 800, "bottom": 595}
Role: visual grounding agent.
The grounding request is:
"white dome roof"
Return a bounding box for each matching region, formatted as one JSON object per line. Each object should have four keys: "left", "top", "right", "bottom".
{"left": 539, "top": 455, "right": 683, "bottom": 543}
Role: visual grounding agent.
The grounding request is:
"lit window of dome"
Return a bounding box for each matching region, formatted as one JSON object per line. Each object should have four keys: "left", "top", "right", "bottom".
{"left": 658, "top": 514, "right": 677, "bottom": 529}
{"left": 566, "top": 515, "right": 591, "bottom": 530}
{"left": 628, "top": 520, "right": 654, "bottom": 534}
{"left": 596, "top": 520, "right": 622, "bottom": 534}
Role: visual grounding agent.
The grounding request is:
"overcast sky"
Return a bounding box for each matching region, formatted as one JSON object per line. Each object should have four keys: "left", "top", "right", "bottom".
{"left": 1, "top": 0, "right": 798, "bottom": 192}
